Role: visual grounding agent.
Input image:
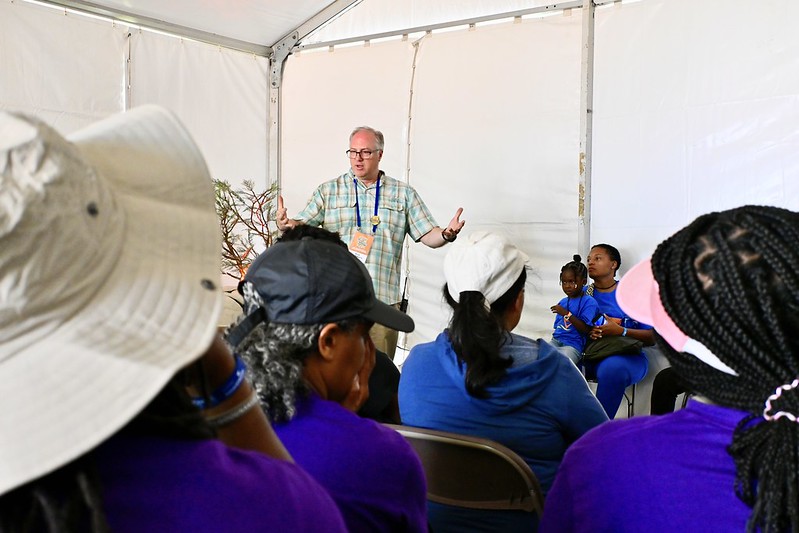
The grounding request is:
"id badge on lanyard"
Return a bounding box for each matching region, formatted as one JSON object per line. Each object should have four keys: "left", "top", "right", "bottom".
{"left": 349, "top": 177, "right": 380, "bottom": 263}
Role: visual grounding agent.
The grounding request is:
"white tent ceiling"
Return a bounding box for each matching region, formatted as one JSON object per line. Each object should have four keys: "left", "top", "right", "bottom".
{"left": 43, "top": 0, "right": 356, "bottom": 54}
{"left": 41, "top": 0, "right": 579, "bottom": 53}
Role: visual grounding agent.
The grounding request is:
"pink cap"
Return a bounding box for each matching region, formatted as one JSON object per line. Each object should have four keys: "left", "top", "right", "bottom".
{"left": 617, "top": 258, "right": 737, "bottom": 376}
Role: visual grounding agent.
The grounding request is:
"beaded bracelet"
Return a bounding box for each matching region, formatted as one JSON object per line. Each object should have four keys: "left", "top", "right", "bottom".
{"left": 191, "top": 354, "right": 247, "bottom": 409}
{"left": 205, "top": 391, "right": 260, "bottom": 427}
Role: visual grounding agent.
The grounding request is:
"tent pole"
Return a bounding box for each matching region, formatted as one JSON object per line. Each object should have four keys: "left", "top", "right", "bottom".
{"left": 578, "top": 0, "right": 596, "bottom": 257}
{"left": 268, "top": 32, "right": 298, "bottom": 190}
{"left": 268, "top": 0, "right": 362, "bottom": 189}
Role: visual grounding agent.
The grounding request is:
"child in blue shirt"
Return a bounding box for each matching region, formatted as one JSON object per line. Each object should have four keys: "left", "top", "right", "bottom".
{"left": 550, "top": 255, "right": 598, "bottom": 365}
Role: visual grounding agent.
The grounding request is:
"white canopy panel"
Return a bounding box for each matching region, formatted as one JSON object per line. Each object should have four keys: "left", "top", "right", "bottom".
{"left": 35, "top": 0, "right": 584, "bottom": 52}
{"left": 305, "top": 0, "right": 577, "bottom": 44}
{"left": 35, "top": 0, "right": 344, "bottom": 52}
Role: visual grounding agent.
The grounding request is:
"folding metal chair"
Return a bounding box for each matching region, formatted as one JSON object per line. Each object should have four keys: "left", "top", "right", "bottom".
{"left": 385, "top": 424, "right": 544, "bottom": 515}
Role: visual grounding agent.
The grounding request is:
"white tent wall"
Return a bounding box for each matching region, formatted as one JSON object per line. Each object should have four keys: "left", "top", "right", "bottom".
{"left": 280, "top": 41, "right": 416, "bottom": 205}
{"left": 589, "top": 0, "right": 799, "bottom": 413}
{"left": 0, "top": 1, "right": 126, "bottom": 132}
{"left": 0, "top": 1, "right": 269, "bottom": 191}
{"left": 403, "top": 15, "right": 583, "bottom": 348}
{"left": 129, "top": 30, "right": 270, "bottom": 189}
{"left": 281, "top": 13, "right": 582, "bottom": 354}
{"left": 592, "top": 0, "right": 799, "bottom": 269}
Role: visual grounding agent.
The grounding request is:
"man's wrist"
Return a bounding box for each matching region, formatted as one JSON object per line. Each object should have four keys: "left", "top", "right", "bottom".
{"left": 442, "top": 228, "right": 457, "bottom": 243}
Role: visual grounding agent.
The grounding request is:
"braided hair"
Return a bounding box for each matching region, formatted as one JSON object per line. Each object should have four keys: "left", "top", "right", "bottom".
{"left": 650, "top": 205, "right": 799, "bottom": 533}
{"left": 443, "top": 269, "right": 527, "bottom": 399}
{"left": 561, "top": 254, "right": 588, "bottom": 282}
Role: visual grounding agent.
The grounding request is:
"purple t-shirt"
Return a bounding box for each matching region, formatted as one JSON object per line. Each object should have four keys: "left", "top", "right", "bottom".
{"left": 95, "top": 435, "right": 346, "bottom": 533}
{"left": 274, "top": 393, "right": 428, "bottom": 532}
{"left": 540, "top": 400, "right": 754, "bottom": 532}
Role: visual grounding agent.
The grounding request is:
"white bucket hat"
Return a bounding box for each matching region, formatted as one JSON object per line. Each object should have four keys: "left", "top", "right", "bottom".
{"left": 0, "top": 106, "right": 222, "bottom": 495}
{"left": 444, "top": 231, "right": 529, "bottom": 304}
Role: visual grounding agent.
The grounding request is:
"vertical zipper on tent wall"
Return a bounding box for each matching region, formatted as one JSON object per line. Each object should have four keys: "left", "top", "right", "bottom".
{"left": 399, "top": 32, "right": 427, "bottom": 351}
{"left": 124, "top": 31, "right": 132, "bottom": 110}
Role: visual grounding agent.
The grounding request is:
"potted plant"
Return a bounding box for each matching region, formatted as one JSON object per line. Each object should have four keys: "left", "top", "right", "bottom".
{"left": 214, "top": 179, "right": 278, "bottom": 327}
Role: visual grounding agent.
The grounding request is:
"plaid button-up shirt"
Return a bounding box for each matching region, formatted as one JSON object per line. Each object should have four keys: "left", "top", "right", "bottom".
{"left": 296, "top": 170, "right": 437, "bottom": 304}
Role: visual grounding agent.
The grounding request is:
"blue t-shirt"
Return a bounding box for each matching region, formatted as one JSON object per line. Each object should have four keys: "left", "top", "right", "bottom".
{"left": 552, "top": 295, "right": 599, "bottom": 351}
{"left": 587, "top": 285, "right": 652, "bottom": 331}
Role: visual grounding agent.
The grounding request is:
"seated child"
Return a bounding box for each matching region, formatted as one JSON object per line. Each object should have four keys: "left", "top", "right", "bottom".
{"left": 549, "top": 255, "right": 598, "bottom": 365}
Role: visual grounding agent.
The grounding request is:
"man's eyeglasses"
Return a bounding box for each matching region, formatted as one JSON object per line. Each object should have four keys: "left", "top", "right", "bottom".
{"left": 346, "top": 149, "right": 379, "bottom": 160}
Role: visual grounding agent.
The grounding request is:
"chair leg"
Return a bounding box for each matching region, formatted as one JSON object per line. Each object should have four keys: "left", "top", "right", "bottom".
{"left": 623, "top": 383, "right": 636, "bottom": 418}
{"left": 680, "top": 391, "right": 692, "bottom": 409}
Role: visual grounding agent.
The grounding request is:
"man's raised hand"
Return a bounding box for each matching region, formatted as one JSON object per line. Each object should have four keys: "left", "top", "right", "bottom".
{"left": 442, "top": 207, "right": 465, "bottom": 242}
{"left": 276, "top": 195, "right": 290, "bottom": 231}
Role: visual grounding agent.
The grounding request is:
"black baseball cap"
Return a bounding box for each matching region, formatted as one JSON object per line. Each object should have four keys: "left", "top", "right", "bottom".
{"left": 227, "top": 239, "right": 414, "bottom": 346}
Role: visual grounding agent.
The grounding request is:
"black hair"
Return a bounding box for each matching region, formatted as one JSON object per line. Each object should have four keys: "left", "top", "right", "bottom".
{"left": 278, "top": 225, "right": 345, "bottom": 247}
{"left": 650, "top": 205, "right": 799, "bottom": 533}
{"left": 0, "top": 454, "right": 108, "bottom": 533}
{"left": 0, "top": 378, "right": 211, "bottom": 532}
{"left": 561, "top": 254, "right": 588, "bottom": 281}
{"left": 443, "top": 269, "right": 527, "bottom": 398}
{"left": 591, "top": 243, "right": 622, "bottom": 274}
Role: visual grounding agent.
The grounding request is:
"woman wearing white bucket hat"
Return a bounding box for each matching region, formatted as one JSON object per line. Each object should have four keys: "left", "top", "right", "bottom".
{"left": 399, "top": 231, "right": 607, "bottom": 532}
{"left": 0, "top": 107, "right": 345, "bottom": 532}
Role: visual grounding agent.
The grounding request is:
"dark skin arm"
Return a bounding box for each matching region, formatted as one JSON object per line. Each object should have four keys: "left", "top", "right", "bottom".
{"left": 186, "top": 335, "right": 293, "bottom": 462}
{"left": 589, "top": 314, "right": 656, "bottom": 346}
{"left": 550, "top": 304, "right": 593, "bottom": 334}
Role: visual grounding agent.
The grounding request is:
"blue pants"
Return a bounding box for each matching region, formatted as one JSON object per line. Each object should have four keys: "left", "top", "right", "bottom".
{"left": 549, "top": 338, "right": 581, "bottom": 366}
{"left": 585, "top": 353, "right": 648, "bottom": 417}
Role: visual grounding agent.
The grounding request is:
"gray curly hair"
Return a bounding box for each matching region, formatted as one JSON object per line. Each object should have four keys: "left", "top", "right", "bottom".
{"left": 231, "top": 281, "right": 364, "bottom": 422}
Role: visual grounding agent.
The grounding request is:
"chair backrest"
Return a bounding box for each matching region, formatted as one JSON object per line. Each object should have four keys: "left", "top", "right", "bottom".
{"left": 385, "top": 424, "right": 544, "bottom": 515}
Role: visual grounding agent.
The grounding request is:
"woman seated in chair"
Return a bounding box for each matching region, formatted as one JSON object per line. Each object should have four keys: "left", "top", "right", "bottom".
{"left": 0, "top": 107, "right": 345, "bottom": 532}
{"left": 541, "top": 205, "right": 799, "bottom": 532}
{"left": 399, "top": 232, "right": 608, "bottom": 533}
{"left": 585, "top": 243, "right": 655, "bottom": 417}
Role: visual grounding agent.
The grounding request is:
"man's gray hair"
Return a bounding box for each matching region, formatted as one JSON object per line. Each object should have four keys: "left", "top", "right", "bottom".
{"left": 350, "top": 126, "right": 385, "bottom": 151}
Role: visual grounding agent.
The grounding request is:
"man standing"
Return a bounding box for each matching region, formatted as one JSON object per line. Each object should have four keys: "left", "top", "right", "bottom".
{"left": 277, "top": 126, "right": 465, "bottom": 359}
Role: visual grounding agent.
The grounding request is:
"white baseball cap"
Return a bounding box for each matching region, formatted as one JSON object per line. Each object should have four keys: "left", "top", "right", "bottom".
{"left": 444, "top": 231, "right": 529, "bottom": 304}
{"left": 0, "top": 106, "right": 222, "bottom": 495}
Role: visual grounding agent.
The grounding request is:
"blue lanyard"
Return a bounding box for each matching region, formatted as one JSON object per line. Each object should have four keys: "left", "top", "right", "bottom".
{"left": 354, "top": 174, "right": 381, "bottom": 233}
